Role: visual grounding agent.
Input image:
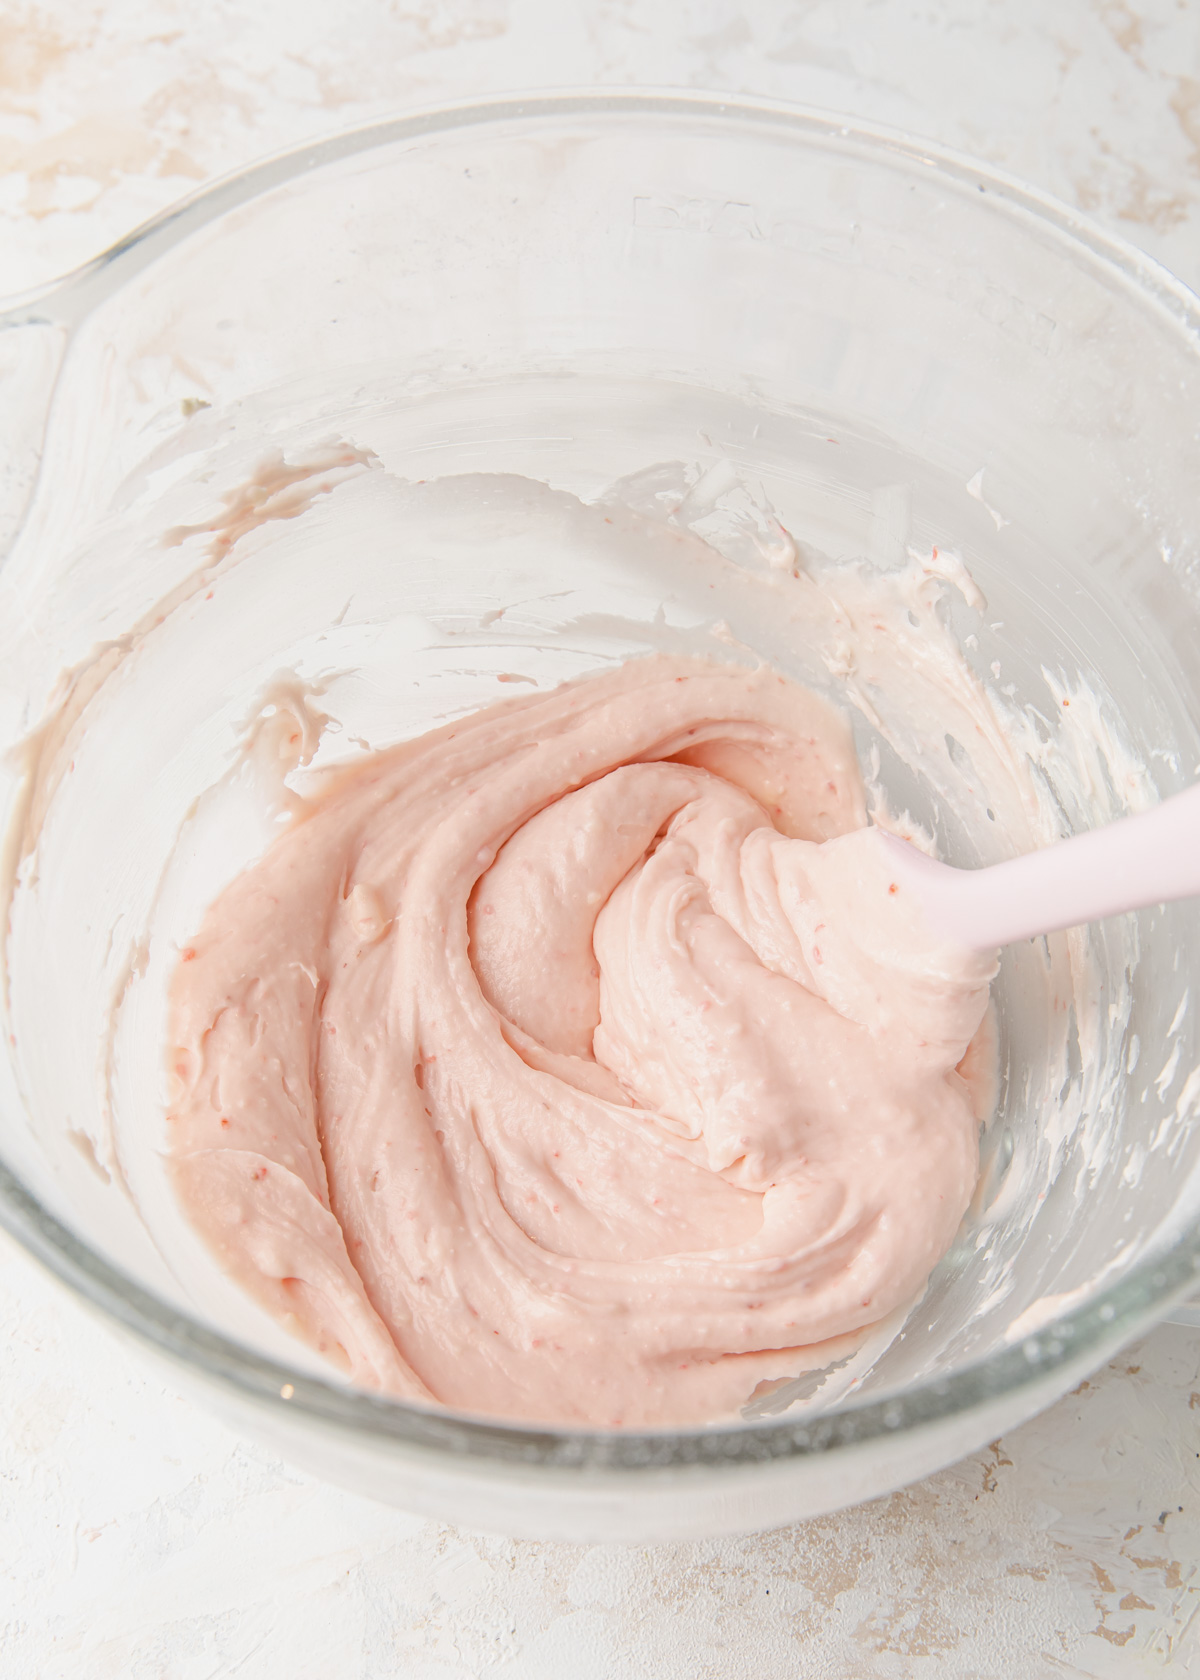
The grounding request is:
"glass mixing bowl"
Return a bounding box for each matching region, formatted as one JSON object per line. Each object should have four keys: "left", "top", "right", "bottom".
{"left": 3, "top": 92, "right": 1200, "bottom": 1543}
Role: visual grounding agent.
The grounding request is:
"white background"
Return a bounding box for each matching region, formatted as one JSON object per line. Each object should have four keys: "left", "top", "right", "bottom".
{"left": 2, "top": 2, "right": 1199, "bottom": 1674}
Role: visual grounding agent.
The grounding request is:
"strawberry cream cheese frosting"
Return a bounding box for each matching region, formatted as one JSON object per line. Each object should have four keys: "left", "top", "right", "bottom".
{"left": 166, "top": 654, "right": 997, "bottom": 1427}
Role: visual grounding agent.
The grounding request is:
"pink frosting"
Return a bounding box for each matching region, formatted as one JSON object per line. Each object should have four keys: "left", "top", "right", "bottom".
{"left": 167, "top": 656, "right": 996, "bottom": 1427}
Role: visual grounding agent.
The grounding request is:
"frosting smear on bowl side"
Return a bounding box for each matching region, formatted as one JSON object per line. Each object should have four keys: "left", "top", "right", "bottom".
{"left": 166, "top": 653, "right": 997, "bottom": 1427}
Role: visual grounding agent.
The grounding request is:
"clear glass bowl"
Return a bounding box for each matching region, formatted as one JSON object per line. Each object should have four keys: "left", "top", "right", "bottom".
{"left": 3, "top": 91, "right": 1200, "bottom": 1542}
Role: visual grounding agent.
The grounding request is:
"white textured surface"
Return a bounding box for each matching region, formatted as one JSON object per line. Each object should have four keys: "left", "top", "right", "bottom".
{"left": 2, "top": 2, "right": 1200, "bottom": 1673}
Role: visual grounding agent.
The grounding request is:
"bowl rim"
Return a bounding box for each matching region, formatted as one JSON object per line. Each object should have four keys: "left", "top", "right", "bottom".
{"left": 3, "top": 86, "right": 1200, "bottom": 1473}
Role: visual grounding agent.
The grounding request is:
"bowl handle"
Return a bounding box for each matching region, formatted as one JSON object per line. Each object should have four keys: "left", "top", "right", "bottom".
{"left": 0, "top": 317, "right": 69, "bottom": 567}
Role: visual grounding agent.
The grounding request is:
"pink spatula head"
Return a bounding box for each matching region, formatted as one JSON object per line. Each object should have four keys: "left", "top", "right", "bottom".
{"left": 874, "top": 784, "right": 1200, "bottom": 951}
